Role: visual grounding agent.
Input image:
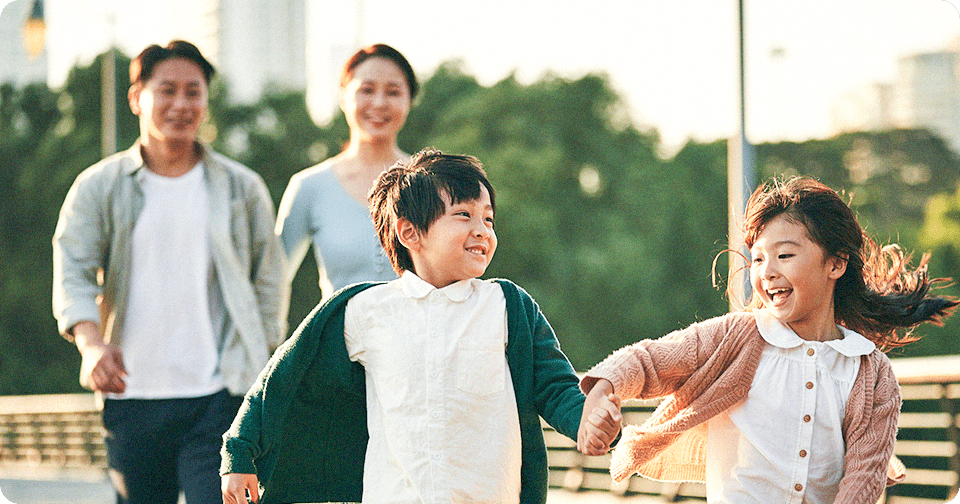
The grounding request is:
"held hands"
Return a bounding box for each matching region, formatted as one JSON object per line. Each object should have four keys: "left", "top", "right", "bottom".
{"left": 222, "top": 473, "right": 260, "bottom": 504}
{"left": 577, "top": 378, "right": 622, "bottom": 456}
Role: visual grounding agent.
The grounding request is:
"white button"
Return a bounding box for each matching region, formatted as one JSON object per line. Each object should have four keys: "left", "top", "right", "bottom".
{"left": 433, "top": 453, "right": 441, "bottom": 460}
{"left": 432, "top": 411, "right": 441, "bottom": 419}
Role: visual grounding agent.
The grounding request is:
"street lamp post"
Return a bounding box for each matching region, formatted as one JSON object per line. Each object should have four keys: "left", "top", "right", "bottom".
{"left": 21, "top": 0, "right": 118, "bottom": 158}
{"left": 728, "top": 0, "right": 756, "bottom": 308}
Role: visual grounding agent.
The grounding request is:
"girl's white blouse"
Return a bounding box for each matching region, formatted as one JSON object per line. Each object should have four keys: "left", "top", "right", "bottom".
{"left": 705, "top": 308, "right": 876, "bottom": 504}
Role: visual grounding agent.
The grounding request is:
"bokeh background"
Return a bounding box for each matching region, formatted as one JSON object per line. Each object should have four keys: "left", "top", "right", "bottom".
{"left": 2, "top": 0, "right": 960, "bottom": 394}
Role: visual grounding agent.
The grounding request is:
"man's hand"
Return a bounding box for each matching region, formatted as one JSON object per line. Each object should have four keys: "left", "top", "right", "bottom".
{"left": 222, "top": 473, "right": 260, "bottom": 504}
{"left": 73, "top": 321, "right": 127, "bottom": 393}
{"left": 577, "top": 378, "right": 622, "bottom": 456}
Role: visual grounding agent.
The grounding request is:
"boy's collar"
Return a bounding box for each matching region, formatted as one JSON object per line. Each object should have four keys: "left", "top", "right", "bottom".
{"left": 753, "top": 308, "right": 875, "bottom": 356}
{"left": 400, "top": 270, "right": 476, "bottom": 302}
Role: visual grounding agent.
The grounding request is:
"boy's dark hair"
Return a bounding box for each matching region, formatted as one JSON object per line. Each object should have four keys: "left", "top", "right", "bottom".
{"left": 741, "top": 176, "right": 957, "bottom": 350}
{"left": 340, "top": 43, "right": 418, "bottom": 100}
{"left": 369, "top": 149, "right": 495, "bottom": 274}
{"left": 130, "top": 40, "right": 215, "bottom": 87}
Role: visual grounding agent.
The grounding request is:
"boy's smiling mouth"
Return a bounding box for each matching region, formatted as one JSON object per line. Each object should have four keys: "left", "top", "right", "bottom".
{"left": 466, "top": 245, "right": 487, "bottom": 256}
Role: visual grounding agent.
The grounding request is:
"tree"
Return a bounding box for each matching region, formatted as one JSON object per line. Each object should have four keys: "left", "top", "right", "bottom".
{"left": 4, "top": 51, "right": 960, "bottom": 394}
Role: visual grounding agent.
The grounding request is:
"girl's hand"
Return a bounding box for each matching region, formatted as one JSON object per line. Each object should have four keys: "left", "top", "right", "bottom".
{"left": 222, "top": 473, "right": 259, "bottom": 504}
{"left": 578, "top": 379, "right": 622, "bottom": 456}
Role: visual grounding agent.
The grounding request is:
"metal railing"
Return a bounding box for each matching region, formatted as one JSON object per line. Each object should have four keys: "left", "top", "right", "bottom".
{"left": 544, "top": 356, "right": 960, "bottom": 502}
{"left": 1, "top": 356, "right": 958, "bottom": 502}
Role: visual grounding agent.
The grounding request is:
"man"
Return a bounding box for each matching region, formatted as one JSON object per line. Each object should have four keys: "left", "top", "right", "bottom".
{"left": 52, "top": 40, "right": 286, "bottom": 504}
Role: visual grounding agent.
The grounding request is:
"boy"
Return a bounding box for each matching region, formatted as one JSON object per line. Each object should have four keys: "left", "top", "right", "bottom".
{"left": 221, "top": 150, "right": 620, "bottom": 504}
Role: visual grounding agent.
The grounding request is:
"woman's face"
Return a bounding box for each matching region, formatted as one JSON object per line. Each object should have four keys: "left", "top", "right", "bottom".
{"left": 340, "top": 56, "right": 411, "bottom": 145}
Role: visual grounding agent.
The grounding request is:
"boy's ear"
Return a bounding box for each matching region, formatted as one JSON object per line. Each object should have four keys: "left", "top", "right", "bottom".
{"left": 396, "top": 218, "right": 420, "bottom": 250}
{"left": 828, "top": 254, "right": 848, "bottom": 280}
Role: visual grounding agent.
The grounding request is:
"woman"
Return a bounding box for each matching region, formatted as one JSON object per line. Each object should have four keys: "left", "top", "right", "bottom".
{"left": 276, "top": 43, "right": 417, "bottom": 299}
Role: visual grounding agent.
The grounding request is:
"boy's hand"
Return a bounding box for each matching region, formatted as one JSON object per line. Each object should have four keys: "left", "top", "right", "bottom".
{"left": 222, "top": 473, "right": 259, "bottom": 504}
{"left": 577, "top": 378, "right": 622, "bottom": 456}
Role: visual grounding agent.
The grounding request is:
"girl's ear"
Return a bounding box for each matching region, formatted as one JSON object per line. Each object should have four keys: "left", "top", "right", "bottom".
{"left": 828, "top": 254, "right": 848, "bottom": 280}
{"left": 396, "top": 218, "right": 420, "bottom": 250}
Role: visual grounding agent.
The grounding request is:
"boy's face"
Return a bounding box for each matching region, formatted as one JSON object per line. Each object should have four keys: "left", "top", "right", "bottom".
{"left": 404, "top": 185, "right": 497, "bottom": 288}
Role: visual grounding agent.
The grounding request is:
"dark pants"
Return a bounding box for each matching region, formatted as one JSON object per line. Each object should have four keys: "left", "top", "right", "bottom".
{"left": 102, "top": 389, "right": 243, "bottom": 504}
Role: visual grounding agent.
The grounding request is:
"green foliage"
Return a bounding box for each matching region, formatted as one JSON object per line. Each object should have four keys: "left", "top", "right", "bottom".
{"left": 3, "top": 51, "right": 960, "bottom": 394}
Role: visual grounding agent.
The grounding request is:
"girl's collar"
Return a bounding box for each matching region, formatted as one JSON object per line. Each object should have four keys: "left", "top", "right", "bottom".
{"left": 753, "top": 308, "right": 876, "bottom": 356}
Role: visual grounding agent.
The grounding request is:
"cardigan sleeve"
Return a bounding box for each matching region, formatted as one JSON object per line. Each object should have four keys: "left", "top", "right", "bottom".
{"left": 834, "top": 352, "right": 902, "bottom": 504}
{"left": 499, "top": 279, "right": 584, "bottom": 440}
{"left": 220, "top": 283, "right": 375, "bottom": 482}
{"left": 581, "top": 314, "right": 739, "bottom": 401}
{"left": 219, "top": 305, "right": 325, "bottom": 477}
{"left": 528, "top": 294, "right": 584, "bottom": 440}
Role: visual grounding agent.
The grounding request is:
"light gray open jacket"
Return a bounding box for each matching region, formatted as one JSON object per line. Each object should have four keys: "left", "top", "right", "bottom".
{"left": 52, "top": 141, "right": 287, "bottom": 395}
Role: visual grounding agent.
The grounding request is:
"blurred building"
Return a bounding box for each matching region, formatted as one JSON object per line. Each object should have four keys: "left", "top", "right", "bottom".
{"left": 832, "top": 46, "right": 960, "bottom": 154}
{"left": 0, "top": 0, "right": 307, "bottom": 104}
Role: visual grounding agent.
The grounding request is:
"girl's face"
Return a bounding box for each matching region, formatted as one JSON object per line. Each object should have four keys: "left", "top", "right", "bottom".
{"left": 340, "top": 57, "right": 411, "bottom": 145}
{"left": 749, "top": 214, "right": 846, "bottom": 340}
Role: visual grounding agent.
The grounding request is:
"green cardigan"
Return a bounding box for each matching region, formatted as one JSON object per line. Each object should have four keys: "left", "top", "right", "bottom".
{"left": 221, "top": 279, "right": 585, "bottom": 504}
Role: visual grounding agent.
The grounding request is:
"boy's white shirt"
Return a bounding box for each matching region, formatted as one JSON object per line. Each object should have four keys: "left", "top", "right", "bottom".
{"left": 705, "top": 308, "right": 876, "bottom": 504}
{"left": 343, "top": 271, "right": 521, "bottom": 504}
{"left": 116, "top": 162, "right": 225, "bottom": 399}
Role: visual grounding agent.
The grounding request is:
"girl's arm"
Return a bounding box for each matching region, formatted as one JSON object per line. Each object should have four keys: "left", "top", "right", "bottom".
{"left": 581, "top": 315, "right": 732, "bottom": 401}
{"left": 834, "top": 353, "right": 902, "bottom": 504}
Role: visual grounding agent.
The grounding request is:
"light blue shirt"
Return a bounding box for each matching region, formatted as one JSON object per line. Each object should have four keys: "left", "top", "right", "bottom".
{"left": 275, "top": 160, "right": 395, "bottom": 298}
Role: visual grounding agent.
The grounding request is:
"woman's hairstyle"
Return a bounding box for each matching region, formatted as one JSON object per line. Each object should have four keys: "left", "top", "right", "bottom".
{"left": 340, "top": 43, "right": 418, "bottom": 100}
{"left": 129, "top": 40, "right": 215, "bottom": 87}
{"left": 369, "top": 149, "right": 495, "bottom": 274}
{"left": 739, "top": 176, "right": 956, "bottom": 350}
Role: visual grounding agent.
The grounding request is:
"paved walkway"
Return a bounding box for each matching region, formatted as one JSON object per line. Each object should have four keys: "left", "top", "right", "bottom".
{"left": 0, "top": 469, "right": 114, "bottom": 504}
{"left": 0, "top": 468, "right": 665, "bottom": 504}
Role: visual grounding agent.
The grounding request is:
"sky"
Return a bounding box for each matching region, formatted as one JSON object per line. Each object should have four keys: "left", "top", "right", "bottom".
{"left": 4, "top": 0, "right": 960, "bottom": 152}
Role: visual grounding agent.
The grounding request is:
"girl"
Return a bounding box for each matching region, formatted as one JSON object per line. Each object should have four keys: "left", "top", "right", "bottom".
{"left": 580, "top": 176, "right": 956, "bottom": 503}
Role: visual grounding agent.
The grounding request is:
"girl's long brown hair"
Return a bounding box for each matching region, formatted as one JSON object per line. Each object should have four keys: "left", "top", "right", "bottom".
{"left": 738, "top": 176, "right": 957, "bottom": 351}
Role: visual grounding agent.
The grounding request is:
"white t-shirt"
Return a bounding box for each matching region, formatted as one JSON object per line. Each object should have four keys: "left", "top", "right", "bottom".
{"left": 706, "top": 308, "right": 876, "bottom": 503}
{"left": 344, "top": 271, "right": 522, "bottom": 504}
{"left": 117, "top": 163, "right": 224, "bottom": 399}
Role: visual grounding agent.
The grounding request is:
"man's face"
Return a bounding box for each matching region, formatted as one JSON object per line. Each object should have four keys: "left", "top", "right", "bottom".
{"left": 129, "top": 57, "right": 208, "bottom": 146}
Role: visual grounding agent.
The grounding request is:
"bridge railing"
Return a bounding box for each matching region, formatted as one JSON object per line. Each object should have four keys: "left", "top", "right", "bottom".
{"left": 1, "top": 356, "right": 958, "bottom": 502}
{"left": 544, "top": 355, "right": 960, "bottom": 503}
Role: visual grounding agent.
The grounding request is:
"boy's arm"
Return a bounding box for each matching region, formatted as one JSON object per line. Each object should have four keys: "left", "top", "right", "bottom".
{"left": 525, "top": 294, "right": 588, "bottom": 440}
{"left": 220, "top": 376, "right": 270, "bottom": 476}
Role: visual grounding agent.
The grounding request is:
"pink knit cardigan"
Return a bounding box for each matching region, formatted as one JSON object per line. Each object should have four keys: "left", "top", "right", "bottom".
{"left": 581, "top": 311, "right": 905, "bottom": 504}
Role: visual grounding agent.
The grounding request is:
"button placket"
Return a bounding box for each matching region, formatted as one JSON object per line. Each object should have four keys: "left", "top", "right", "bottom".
{"left": 792, "top": 342, "right": 818, "bottom": 501}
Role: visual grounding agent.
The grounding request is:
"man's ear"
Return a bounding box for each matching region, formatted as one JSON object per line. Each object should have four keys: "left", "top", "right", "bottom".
{"left": 396, "top": 218, "right": 420, "bottom": 250}
{"left": 128, "top": 85, "right": 142, "bottom": 116}
{"left": 828, "top": 253, "right": 848, "bottom": 280}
